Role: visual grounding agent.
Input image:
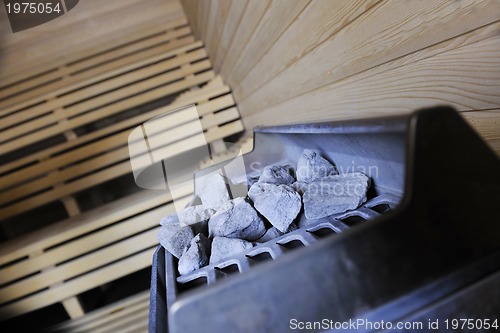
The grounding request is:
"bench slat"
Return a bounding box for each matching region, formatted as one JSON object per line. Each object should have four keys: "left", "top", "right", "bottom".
{"left": 0, "top": 227, "right": 159, "bottom": 303}
{"left": 0, "top": 183, "right": 190, "bottom": 266}
{"left": 49, "top": 290, "right": 150, "bottom": 332}
{"left": 0, "top": 17, "right": 189, "bottom": 108}
{"left": 0, "top": 68, "right": 215, "bottom": 155}
{"left": 0, "top": 94, "right": 234, "bottom": 190}
{"left": 0, "top": 50, "right": 209, "bottom": 144}
{"left": 0, "top": 84, "right": 231, "bottom": 177}
{"left": 0, "top": 248, "right": 156, "bottom": 319}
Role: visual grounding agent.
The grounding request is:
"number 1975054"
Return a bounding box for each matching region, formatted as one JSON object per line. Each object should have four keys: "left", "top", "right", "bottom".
{"left": 6, "top": 2, "right": 62, "bottom": 14}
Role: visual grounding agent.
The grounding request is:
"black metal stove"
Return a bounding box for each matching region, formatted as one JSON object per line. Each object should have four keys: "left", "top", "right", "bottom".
{"left": 150, "top": 106, "right": 500, "bottom": 333}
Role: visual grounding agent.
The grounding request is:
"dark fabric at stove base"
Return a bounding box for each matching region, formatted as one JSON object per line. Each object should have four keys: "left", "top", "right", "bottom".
{"left": 303, "top": 172, "right": 370, "bottom": 219}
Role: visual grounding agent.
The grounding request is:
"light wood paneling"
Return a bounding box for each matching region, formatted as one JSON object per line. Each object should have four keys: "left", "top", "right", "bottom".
{"left": 180, "top": 0, "right": 500, "bottom": 154}
{"left": 242, "top": 32, "right": 500, "bottom": 126}
{"left": 0, "top": 0, "right": 184, "bottom": 85}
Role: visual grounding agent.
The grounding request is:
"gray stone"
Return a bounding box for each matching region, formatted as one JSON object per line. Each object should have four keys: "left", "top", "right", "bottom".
{"left": 178, "top": 205, "right": 215, "bottom": 227}
{"left": 178, "top": 234, "right": 211, "bottom": 275}
{"left": 248, "top": 183, "right": 302, "bottom": 233}
{"left": 208, "top": 197, "right": 266, "bottom": 241}
{"left": 303, "top": 172, "right": 370, "bottom": 219}
{"left": 159, "top": 213, "right": 179, "bottom": 226}
{"left": 199, "top": 173, "right": 231, "bottom": 210}
{"left": 256, "top": 224, "right": 298, "bottom": 243}
{"left": 296, "top": 149, "right": 337, "bottom": 182}
{"left": 209, "top": 237, "right": 253, "bottom": 265}
{"left": 158, "top": 215, "right": 194, "bottom": 259}
{"left": 247, "top": 175, "right": 260, "bottom": 188}
{"left": 258, "top": 165, "right": 295, "bottom": 185}
{"left": 291, "top": 181, "right": 308, "bottom": 195}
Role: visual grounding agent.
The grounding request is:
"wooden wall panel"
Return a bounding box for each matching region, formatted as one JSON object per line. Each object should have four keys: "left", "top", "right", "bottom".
{"left": 233, "top": 0, "right": 380, "bottom": 99}
{"left": 237, "top": 0, "right": 500, "bottom": 112}
{"left": 0, "top": 0, "right": 184, "bottom": 85}
{"left": 164, "top": 1, "right": 500, "bottom": 155}
{"left": 213, "top": 1, "right": 248, "bottom": 71}
{"left": 224, "top": 0, "right": 310, "bottom": 85}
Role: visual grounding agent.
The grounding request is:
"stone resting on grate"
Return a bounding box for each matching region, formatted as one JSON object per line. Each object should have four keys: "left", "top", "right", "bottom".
{"left": 157, "top": 149, "right": 371, "bottom": 275}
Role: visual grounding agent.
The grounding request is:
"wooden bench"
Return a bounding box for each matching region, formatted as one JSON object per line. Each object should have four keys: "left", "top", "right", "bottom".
{"left": 47, "top": 290, "right": 151, "bottom": 333}
{"left": 0, "top": 16, "right": 244, "bottom": 329}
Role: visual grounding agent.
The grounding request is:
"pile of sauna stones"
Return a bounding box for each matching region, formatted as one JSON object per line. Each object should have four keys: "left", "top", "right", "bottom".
{"left": 158, "top": 149, "right": 370, "bottom": 275}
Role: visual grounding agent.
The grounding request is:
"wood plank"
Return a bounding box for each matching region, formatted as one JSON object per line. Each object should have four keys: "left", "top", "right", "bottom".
{"left": 0, "top": 32, "right": 194, "bottom": 112}
{"left": 205, "top": 0, "right": 232, "bottom": 62}
{"left": 0, "top": 94, "right": 235, "bottom": 191}
{"left": 241, "top": 24, "right": 500, "bottom": 128}
{"left": 0, "top": 48, "right": 208, "bottom": 137}
{"left": 52, "top": 291, "right": 150, "bottom": 332}
{"left": 225, "top": 0, "right": 310, "bottom": 86}
{"left": 0, "top": 40, "right": 204, "bottom": 125}
{"left": 0, "top": 204, "right": 177, "bottom": 286}
{"left": 462, "top": 110, "right": 500, "bottom": 155}
{"left": 213, "top": 0, "right": 248, "bottom": 71}
{"left": 232, "top": 0, "right": 380, "bottom": 101}
{"left": 181, "top": 0, "right": 199, "bottom": 39}
{"left": 0, "top": 184, "right": 190, "bottom": 266}
{"left": 0, "top": 83, "right": 230, "bottom": 177}
{"left": 198, "top": 0, "right": 212, "bottom": 43}
{"left": 0, "top": 68, "right": 215, "bottom": 155}
{"left": 0, "top": 105, "right": 238, "bottom": 204}
{"left": 219, "top": 0, "right": 270, "bottom": 78}
{"left": 0, "top": 17, "right": 189, "bottom": 105}
{"left": 92, "top": 309, "right": 149, "bottom": 333}
{"left": 0, "top": 228, "right": 160, "bottom": 303}
{"left": 0, "top": 38, "right": 200, "bottom": 119}
{"left": 0, "top": 248, "right": 156, "bottom": 319}
{"left": 61, "top": 297, "right": 85, "bottom": 319}
{"left": 0, "top": 118, "right": 242, "bottom": 219}
{"left": 74, "top": 304, "right": 149, "bottom": 333}
{"left": 237, "top": 0, "right": 500, "bottom": 115}
{"left": 0, "top": 0, "right": 184, "bottom": 85}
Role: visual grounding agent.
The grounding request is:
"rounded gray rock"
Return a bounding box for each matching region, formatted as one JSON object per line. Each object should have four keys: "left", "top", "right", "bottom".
{"left": 210, "top": 236, "right": 253, "bottom": 265}
{"left": 258, "top": 165, "right": 295, "bottom": 185}
{"left": 248, "top": 183, "right": 302, "bottom": 233}
{"left": 296, "top": 149, "right": 337, "bottom": 183}
{"left": 208, "top": 197, "right": 266, "bottom": 241}
{"left": 178, "top": 233, "right": 211, "bottom": 275}
{"left": 158, "top": 219, "right": 194, "bottom": 259}
{"left": 178, "top": 205, "right": 215, "bottom": 227}
{"left": 303, "top": 172, "right": 370, "bottom": 219}
{"left": 199, "top": 173, "right": 231, "bottom": 210}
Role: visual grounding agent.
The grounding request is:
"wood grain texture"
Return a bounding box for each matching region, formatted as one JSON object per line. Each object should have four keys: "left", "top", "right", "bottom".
{"left": 241, "top": 33, "right": 500, "bottom": 130}
{"left": 219, "top": 0, "right": 270, "bottom": 78}
{"left": 237, "top": 0, "right": 500, "bottom": 113}
{"left": 205, "top": 0, "right": 232, "bottom": 61}
{"left": 462, "top": 110, "right": 500, "bottom": 155}
{"left": 225, "top": 0, "right": 310, "bottom": 86}
{"left": 0, "top": 0, "right": 184, "bottom": 85}
{"left": 233, "top": 0, "right": 380, "bottom": 101}
{"left": 212, "top": 0, "right": 248, "bottom": 71}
